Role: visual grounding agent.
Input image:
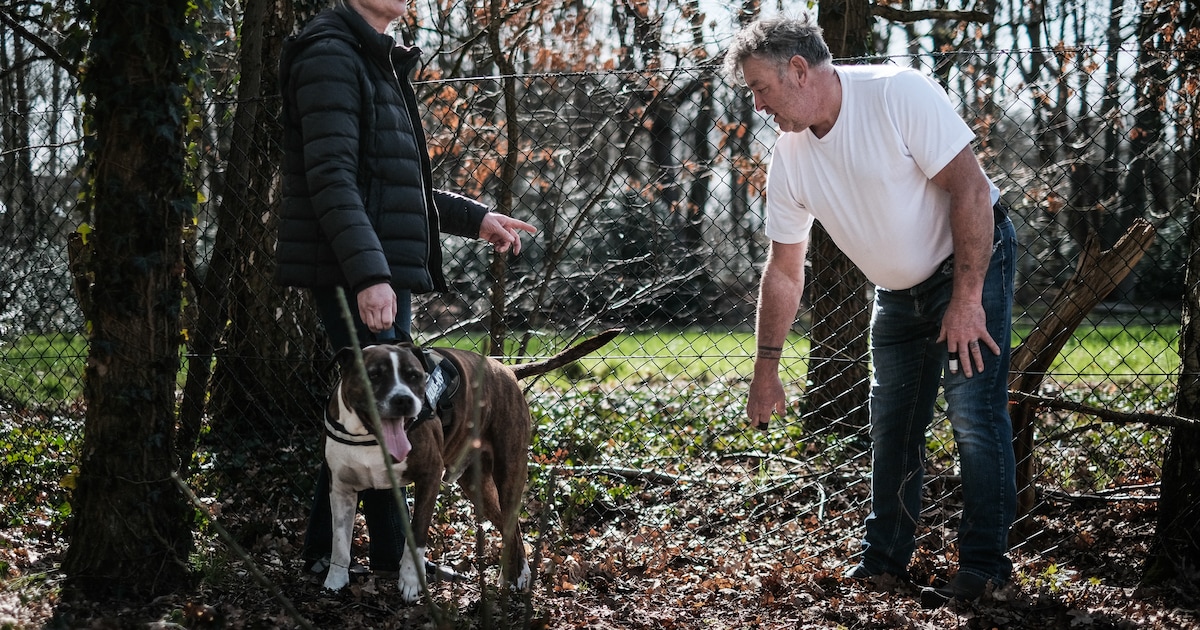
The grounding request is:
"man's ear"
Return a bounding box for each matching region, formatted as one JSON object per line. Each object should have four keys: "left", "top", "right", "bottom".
{"left": 789, "top": 55, "right": 810, "bottom": 84}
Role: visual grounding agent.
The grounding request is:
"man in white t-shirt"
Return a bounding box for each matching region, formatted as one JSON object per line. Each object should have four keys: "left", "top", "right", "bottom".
{"left": 724, "top": 13, "right": 1018, "bottom": 608}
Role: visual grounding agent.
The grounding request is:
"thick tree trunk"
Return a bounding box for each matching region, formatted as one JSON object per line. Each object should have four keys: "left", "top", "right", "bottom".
{"left": 203, "top": 0, "right": 328, "bottom": 449}
{"left": 1143, "top": 181, "right": 1200, "bottom": 588}
{"left": 807, "top": 0, "right": 874, "bottom": 432}
{"left": 61, "top": 0, "right": 195, "bottom": 598}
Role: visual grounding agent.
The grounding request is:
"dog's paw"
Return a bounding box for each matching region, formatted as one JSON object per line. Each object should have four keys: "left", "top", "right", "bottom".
{"left": 513, "top": 561, "right": 532, "bottom": 591}
{"left": 398, "top": 578, "right": 421, "bottom": 604}
{"left": 397, "top": 547, "right": 427, "bottom": 603}
{"left": 323, "top": 569, "right": 350, "bottom": 591}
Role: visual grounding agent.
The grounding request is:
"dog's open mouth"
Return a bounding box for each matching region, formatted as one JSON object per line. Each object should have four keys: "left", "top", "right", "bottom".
{"left": 379, "top": 417, "right": 412, "bottom": 463}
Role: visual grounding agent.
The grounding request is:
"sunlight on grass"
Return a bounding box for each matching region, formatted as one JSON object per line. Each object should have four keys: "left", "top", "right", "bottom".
{"left": 0, "top": 334, "right": 88, "bottom": 407}
{"left": 0, "top": 323, "right": 1181, "bottom": 406}
{"left": 1013, "top": 324, "right": 1179, "bottom": 382}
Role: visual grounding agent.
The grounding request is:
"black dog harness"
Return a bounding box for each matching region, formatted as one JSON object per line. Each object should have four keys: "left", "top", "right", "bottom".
{"left": 406, "top": 349, "right": 461, "bottom": 432}
{"left": 323, "top": 349, "right": 461, "bottom": 447}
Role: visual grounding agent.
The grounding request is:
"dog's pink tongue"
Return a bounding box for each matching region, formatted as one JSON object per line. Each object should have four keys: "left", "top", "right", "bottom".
{"left": 380, "top": 419, "right": 412, "bottom": 463}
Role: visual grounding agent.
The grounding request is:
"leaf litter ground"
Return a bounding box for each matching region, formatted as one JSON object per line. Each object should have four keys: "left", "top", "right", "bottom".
{"left": 2, "top": 463, "right": 1198, "bottom": 630}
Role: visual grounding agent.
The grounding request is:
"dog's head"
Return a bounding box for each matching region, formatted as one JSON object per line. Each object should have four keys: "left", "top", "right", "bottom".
{"left": 332, "top": 343, "right": 429, "bottom": 462}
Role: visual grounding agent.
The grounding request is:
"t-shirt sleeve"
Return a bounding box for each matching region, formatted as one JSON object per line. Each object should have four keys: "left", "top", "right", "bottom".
{"left": 887, "top": 70, "right": 977, "bottom": 179}
{"left": 763, "top": 136, "right": 816, "bottom": 244}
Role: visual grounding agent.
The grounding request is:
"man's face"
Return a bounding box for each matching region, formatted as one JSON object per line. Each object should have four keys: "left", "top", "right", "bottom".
{"left": 348, "top": 0, "right": 410, "bottom": 29}
{"left": 742, "top": 55, "right": 808, "bottom": 134}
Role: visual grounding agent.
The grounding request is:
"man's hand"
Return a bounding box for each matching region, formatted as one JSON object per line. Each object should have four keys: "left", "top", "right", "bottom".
{"left": 357, "top": 283, "right": 397, "bottom": 333}
{"left": 747, "top": 240, "right": 807, "bottom": 431}
{"left": 479, "top": 212, "right": 537, "bottom": 254}
{"left": 747, "top": 368, "right": 787, "bottom": 430}
{"left": 937, "top": 297, "right": 998, "bottom": 378}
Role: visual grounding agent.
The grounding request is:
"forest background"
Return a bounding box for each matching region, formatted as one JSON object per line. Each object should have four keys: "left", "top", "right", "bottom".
{"left": 2, "top": 0, "right": 1200, "bottom": 628}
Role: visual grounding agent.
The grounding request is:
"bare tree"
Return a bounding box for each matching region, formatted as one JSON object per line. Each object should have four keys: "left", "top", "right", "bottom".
{"left": 1143, "top": 0, "right": 1200, "bottom": 594}
{"left": 61, "top": 0, "right": 197, "bottom": 598}
{"left": 1146, "top": 173, "right": 1200, "bottom": 592}
{"left": 805, "top": 0, "right": 875, "bottom": 434}
{"left": 180, "top": 0, "right": 319, "bottom": 462}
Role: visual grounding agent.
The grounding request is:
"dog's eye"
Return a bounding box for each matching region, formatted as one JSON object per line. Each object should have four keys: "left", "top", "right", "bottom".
{"left": 402, "top": 368, "right": 422, "bottom": 383}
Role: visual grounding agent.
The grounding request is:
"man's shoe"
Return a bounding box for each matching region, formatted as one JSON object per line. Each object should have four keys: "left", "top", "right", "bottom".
{"left": 919, "top": 572, "right": 992, "bottom": 609}
{"left": 843, "top": 564, "right": 911, "bottom": 589}
{"left": 367, "top": 561, "right": 463, "bottom": 581}
{"left": 426, "top": 561, "right": 464, "bottom": 582}
{"left": 303, "top": 556, "right": 368, "bottom": 577}
{"left": 843, "top": 564, "right": 875, "bottom": 580}
{"left": 303, "top": 556, "right": 330, "bottom": 575}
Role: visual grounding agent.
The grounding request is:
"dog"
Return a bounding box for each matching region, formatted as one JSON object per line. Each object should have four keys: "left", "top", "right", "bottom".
{"left": 320, "top": 329, "right": 620, "bottom": 602}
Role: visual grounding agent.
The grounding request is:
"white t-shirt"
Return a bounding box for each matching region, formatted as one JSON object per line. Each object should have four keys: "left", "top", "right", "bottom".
{"left": 764, "top": 65, "right": 1000, "bottom": 291}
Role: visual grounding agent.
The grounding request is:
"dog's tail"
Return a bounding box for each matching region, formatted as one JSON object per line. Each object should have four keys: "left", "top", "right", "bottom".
{"left": 509, "top": 328, "right": 623, "bottom": 380}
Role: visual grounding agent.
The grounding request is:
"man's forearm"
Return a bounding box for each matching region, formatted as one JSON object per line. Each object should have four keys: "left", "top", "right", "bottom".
{"left": 754, "top": 243, "right": 807, "bottom": 366}
{"left": 948, "top": 200, "right": 993, "bottom": 305}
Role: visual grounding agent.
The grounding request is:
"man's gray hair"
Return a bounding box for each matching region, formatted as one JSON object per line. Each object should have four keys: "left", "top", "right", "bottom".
{"left": 722, "top": 13, "right": 832, "bottom": 85}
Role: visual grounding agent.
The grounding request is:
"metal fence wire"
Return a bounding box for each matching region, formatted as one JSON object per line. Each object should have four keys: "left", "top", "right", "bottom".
{"left": 0, "top": 41, "right": 1187, "bottom": 601}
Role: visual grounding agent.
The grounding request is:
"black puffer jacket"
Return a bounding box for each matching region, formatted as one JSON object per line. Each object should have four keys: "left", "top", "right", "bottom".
{"left": 276, "top": 6, "right": 487, "bottom": 294}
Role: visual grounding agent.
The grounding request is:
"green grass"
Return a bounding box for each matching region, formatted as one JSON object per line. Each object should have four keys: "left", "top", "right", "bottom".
{"left": 1020, "top": 324, "right": 1180, "bottom": 380}
{"left": 0, "top": 323, "right": 1180, "bottom": 408}
{"left": 0, "top": 333, "right": 88, "bottom": 407}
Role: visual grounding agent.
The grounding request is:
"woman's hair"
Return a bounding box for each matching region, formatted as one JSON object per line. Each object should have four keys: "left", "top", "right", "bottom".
{"left": 723, "top": 13, "right": 832, "bottom": 84}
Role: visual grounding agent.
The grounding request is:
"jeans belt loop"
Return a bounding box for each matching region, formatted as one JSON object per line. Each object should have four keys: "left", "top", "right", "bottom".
{"left": 993, "top": 201, "right": 1010, "bottom": 225}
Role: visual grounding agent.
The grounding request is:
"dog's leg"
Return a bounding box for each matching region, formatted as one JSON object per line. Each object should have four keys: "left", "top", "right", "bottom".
{"left": 494, "top": 458, "right": 531, "bottom": 591}
{"left": 494, "top": 406, "right": 532, "bottom": 591}
{"left": 397, "top": 543, "right": 426, "bottom": 603}
{"left": 398, "top": 473, "right": 440, "bottom": 603}
{"left": 324, "top": 488, "right": 358, "bottom": 590}
{"left": 460, "top": 455, "right": 530, "bottom": 592}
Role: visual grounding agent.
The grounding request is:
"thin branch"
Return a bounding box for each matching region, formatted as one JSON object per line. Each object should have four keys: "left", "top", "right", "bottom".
{"left": 171, "top": 473, "right": 316, "bottom": 630}
{"left": 872, "top": 4, "right": 992, "bottom": 25}
{"left": 1009, "top": 390, "right": 1199, "bottom": 429}
{"left": 0, "top": 9, "right": 76, "bottom": 75}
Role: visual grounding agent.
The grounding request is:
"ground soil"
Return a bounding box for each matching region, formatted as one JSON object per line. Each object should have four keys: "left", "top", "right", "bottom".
{"left": 2, "top": 472, "right": 1198, "bottom": 630}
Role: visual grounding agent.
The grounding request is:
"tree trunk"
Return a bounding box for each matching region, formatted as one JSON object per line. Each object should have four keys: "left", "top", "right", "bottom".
{"left": 808, "top": 0, "right": 873, "bottom": 432}
{"left": 1142, "top": 179, "right": 1200, "bottom": 588}
{"left": 203, "top": 0, "right": 328, "bottom": 450}
{"left": 1008, "top": 219, "right": 1156, "bottom": 522}
{"left": 0, "top": 26, "right": 35, "bottom": 249}
{"left": 485, "top": 0, "right": 519, "bottom": 355}
{"left": 61, "top": 0, "right": 195, "bottom": 598}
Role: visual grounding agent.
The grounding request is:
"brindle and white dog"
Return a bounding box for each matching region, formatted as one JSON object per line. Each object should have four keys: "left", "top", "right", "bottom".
{"left": 321, "top": 330, "right": 619, "bottom": 602}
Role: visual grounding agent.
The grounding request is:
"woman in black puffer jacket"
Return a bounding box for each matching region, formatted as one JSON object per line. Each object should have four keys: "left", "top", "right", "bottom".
{"left": 278, "top": 0, "right": 535, "bottom": 578}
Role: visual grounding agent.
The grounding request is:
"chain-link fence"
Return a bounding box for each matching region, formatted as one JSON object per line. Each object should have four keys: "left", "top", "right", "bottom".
{"left": 1, "top": 38, "right": 1188, "bottom": 610}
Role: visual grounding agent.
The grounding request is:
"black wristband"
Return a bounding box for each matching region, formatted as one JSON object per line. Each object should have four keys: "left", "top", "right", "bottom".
{"left": 756, "top": 345, "right": 784, "bottom": 360}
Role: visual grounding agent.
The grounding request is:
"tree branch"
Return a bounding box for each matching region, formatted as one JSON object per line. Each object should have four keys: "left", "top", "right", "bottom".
{"left": 1009, "top": 390, "right": 1200, "bottom": 430}
{"left": 872, "top": 4, "right": 991, "bottom": 25}
{"left": 0, "top": 9, "right": 76, "bottom": 75}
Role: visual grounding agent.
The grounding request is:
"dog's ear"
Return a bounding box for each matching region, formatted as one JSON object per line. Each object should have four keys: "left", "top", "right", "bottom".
{"left": 393, "top": 342, "right": 433, "bottom": 373}
{"left": 329, "top": 346, "right": 356, "bottom": 373}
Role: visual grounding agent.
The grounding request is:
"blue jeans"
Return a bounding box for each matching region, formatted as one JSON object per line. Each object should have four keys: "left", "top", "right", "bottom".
{"left": 302, "top": 285, "right": 413, "bottom": 570}
{"left": 312, "top": 286, "right": 413, "bottom": 349}
{"left": 859, "top": 213, "right": 1017, "bottom": 585}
